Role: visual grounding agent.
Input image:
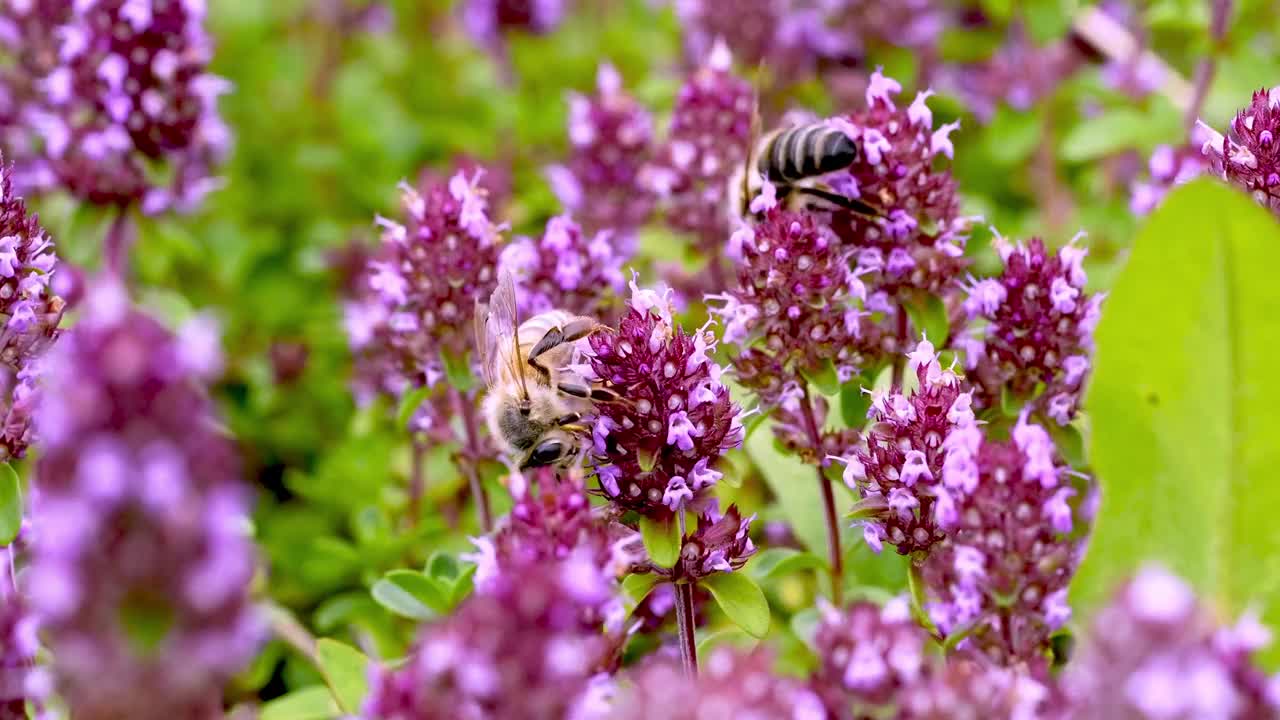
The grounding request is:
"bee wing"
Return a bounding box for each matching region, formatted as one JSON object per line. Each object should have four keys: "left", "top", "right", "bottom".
{"left": 483, "top": 270, "right": 530, "bottom": 400}
{"left": 474, "top": 299, "right": 499, "bottom": 388}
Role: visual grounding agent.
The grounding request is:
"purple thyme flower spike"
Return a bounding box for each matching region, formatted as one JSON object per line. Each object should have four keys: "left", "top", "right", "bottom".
{"left": 823, "top": 70, "right": 970, "bottom": 321}
{"left": 963, "top": 234, "right": 1101, "bottom": 425}
{"left": 606, "top": 646, "right": 828, "bottom": 720}
{"left": 814, "top": 0, "right": 946, "bottom": 61}
{"left": 710, "top": 209, "right": 875, "bottom": 410}
{"left": 344, "top": 169, "right": 502, "bottom": 401}
{"left": 28, "top": 280, "right": 263, "bottom": 719}
{"left": 462, "top": 0, "right": 564, "bottom": 50}
{"left": 364, "top": 557, "right": 613, "bottom": 720}
{"left": 936, "top": 23, "right": 1084, "bottom": 123}
{"left": 499, "top": 214, "right": 627, "bottom": 319}
{"left": 920, "top": 412, "right": 1089, "bottom": 664}
{"left": 811, "top": 598, "right": 929, "bottom": 714}
{"left": 0, "top": 0, "right": 230, "bottom": 213}
{"left": 1062, "top": 565, "right": 1280, "bottom": 719}
{"left": 1131, "top": 144, "right": 1206, "bottom": 215}
{"left": 0, "top": 156, "right": 65, "bottom": 461}
{"left": 643, "top": 41, "right": 752, "bottom": 264}
{"left": 670, "top": 504, "right": 756, "bottom": 582}
{"left": 836, "top": 338, "right": 974, "bottom": 556}
{"left": 672, "top": 0, "right": 818, "bottom": 79}
{"left": 585, "top": 281, "right": 741, "bottom": 520}
{"left": 2, "top": 544, "right": 46, "bottom": 720}
{"left": 1198, "top": 87, "right": 1280, "bottom": 217}
{"left": 896, "top": 658, "right": 1061, "bottom": 719}
{"left": 546, "top": 64, "right": 655, "bottom": 246}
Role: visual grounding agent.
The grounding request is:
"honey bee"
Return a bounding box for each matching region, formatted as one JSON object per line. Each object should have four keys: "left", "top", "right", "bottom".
{"left": 727, "top": 115, "right": 883, "bottom": 222}
{"left": 475, "top": 272, "right": 616, "bottom": 469}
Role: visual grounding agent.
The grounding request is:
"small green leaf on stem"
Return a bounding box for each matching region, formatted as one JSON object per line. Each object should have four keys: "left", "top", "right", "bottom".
{"left": 316, "top": 638, "right": 370, "bottom": 713}
{"left": 371, "top": 570, "right": 447, "bottom": 620}
{"left": 0, "top": 463, "right": 20, "bottom": 546}
{"left": 704, "top": 572, "right": 771, "bottom": 639}
{"left": 639, "top": 515, "right": 680, "bottom": 568}
{"left": 260, "top": 686, "right": 341, "bottom": 720}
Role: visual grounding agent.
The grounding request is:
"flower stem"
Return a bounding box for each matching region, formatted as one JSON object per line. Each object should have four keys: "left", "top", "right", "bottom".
{"left": 891, "top": 307, "right": 908, "bottom": 391}
{"left": 453, "top": 386, "right": 492, "bottom": 532}
{"left": 103, "top": 207, "right": 132, "bottom": 279}
{"left": 674, "top": 581, "right": 699, "bottom": 677}
{"left": 797, "top": 384, "right": 843, "bottom": 607}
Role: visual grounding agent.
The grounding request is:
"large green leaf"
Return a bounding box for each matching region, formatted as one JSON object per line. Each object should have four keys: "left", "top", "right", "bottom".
{"left": 370, "top": 570, "right": 447, "bottom": 620}
{"left": 316, "top": 639, "right": 370, "bottom": 713}
{"left": 1073, "top": 181, "right": 1280, "bottom": 660}
{"left": 0, "top": 463, "right": 20, "bottom": 546}
{"left": 260, "top": 686, "right": 340, "bottom": 720}
{"left": 639, "top": 515, "right": 679, "bottom": 568}
{"left": 703, "top": 572, "right": 771, "bottom": 639}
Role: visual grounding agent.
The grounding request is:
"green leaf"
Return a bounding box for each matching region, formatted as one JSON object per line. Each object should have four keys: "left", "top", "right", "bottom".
{"left": 1072, "top": 181, "right": 1280, "bottom": 663}
{"left": 639, "top": 515, "right": 680, "bottom": 568}
{"left": 696, "top": 628, "right": 757, "bottom": 658}
{"left": 789, "top": 607, "right": 821, "bottom": 651}
{"left": 763, "top": 551, "right": 826, "bottom": 581}
{"left": 746, "top": 425, "right": 852, "bottom": 558}
{"left": 622, "top": 573, "right": 661, "bottom": 609}
{"left": 426, "top": 552, "right": 460, "bottom": 582}
{"left": 800, "top": 358, "right": 840, "bottom": 397}
{"left": 442, "top": 351, "right": 476, "bottom": 392}
{"left": 449, "top": 563, "right": 477, "bottom": 608}
{"left": 0, "top": 463, "right": 20, "bottom": 547}
{"left": 839, "top": 378, "right": 872, "bottom": 429}
{"left": 904, "top": 294, "right": 950, "bottom": 350}
{"left": 370, "top": 570, "right": 447, "bottom": 620}
{"left": 316, "top": 639, "right": 370, "bottom": 713}
{"left": 703, "top": 572, "right": 771, "bottom": 638}
{"left": 395, "top": 385, "right": 432, "bottom": 429}
{"left": 260, "top": 686, "right": 341, "bottom": 720}
{"left": 1059, "top": 108, "right": 1180, "bottom": 162}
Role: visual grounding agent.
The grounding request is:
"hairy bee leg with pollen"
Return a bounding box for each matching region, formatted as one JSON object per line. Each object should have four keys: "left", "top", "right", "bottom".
{"left": 527, "top": 317, "right": 600, "bottom": 380}
{"left": 557, "top": 382, "right": 623, "bottom": 403}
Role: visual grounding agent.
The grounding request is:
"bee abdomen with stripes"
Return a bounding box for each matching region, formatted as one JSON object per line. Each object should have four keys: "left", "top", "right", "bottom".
{"left": 759, "top": 124, "right": 860, "bottom": 183}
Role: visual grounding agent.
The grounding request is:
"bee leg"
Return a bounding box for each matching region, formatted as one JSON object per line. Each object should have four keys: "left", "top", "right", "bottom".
{"left": 554, "top": 412, "right": 582, "bottom": 426}
{"left": 558, "top": 382, "right": 621, "bottom": 404}
{"left": 795, "top": 186, "right": 882, "bottom": 217}
{"left": 528, "top": 318, "right": 602, "bottom": 379}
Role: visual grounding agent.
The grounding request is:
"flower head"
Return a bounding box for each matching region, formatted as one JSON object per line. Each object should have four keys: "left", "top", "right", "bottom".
{"left": 671, "top": 505, "right": 756, "bottom": 582}
{"left": 839, "top": 340, "right": 973, "bottom": 556}
{"left": 643, "top": 42, "right": 753, "bottom": 256}
{"left": 500, "top": 214, "right": 627, "bottom": 319}
{"left": 1, "top": 544, "right": 45, "bottom": 719}
{"left": 938, "top": 25, "right": 1083, "bottom": 123}
{"left": 812, "top": 599, "right": 930, "bottom": 711}
{"left": 963, "top": 236, "right": 1100, "bottom": 425}
{"left": 825, "top": 70, "right": 968, "bottom": 301}
{"left": 921, "top": 416, "right": 1089, "bottom": 664}
{"left": 364, "top": 558, "right": 613, "bottom": 720}
{"left": 0, "top": 0, "right": 230, "bottom": 212}
{"left": 607, "top": 647, "right": 827, "bottom": 720}
{"left": 547, "top": 65, "right": 654, "bottom": 244}
{"left": 896, "top": 658, "right": 1060, "bottom": 719}
{"left": 1199, "top": 87, "right": 1280, "bottom": 216}
{"left": 1062, "top": 566, "right": 1280, "bottom": 719}
{"left": 29, "top": 281, "right": 263, "bottom": 718}
{"left": 1131, "top": 144, "right": 1206, "bottom": 215}
{"left": 586, "top": 284, "right": 740, "bottom": 519}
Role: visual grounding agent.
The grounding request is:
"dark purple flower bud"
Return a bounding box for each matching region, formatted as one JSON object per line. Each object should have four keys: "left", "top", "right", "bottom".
{"left": 811, "top": 598, "right": 930, "bottom": 714}
{"left": 28, "top": 282, "right": 263, "bottom": 719}
{"left": 835, "top": 339, "right": 974, "bottom": 556}
{"left": 607, "top": 647, "right": 828, "bottom": 720}
{"left": 546, "top": 65, "right": 655, "bottom": 244}
{"left": 500, "top": 215, "right": 627, "bottom": 319}
{"left": 364, "top": 557, "right": 613, "bottom": 720}
{"left": 1062, "top": 565, "right": 1280, "bottom": 718}
{"left": 344, "top": 170, "right": 501, "bottom": 401}
{"left": 462, "top": 0, "right": 563, "bottom": 50}
{"left": 826, "top": 71, "right": 969, "bottom": 303}
{"left": 0, "top": 159, "right": 64, "bottom": 461}
{"left": 1198, "top": 87, "right": 1280, "bottom": 216}
{"left": 962, "top": 235, "right": 1101, "bottom": 425}
{"left": 1, "top": 545, "right": 44, "bottom": 720}
{"left": 937, "top": 25, "right": 1083, "bottom": 123}
{"left": 0, "top": 0, "right": 230, "bottom": 213}
{"left": 671, "top": 504, "right": 755, "bottom": 582}
{"left": 711, "top": 209, "right": 874, "bottom": 406}
{"left": 920, "top": 412, "right": 1088, "bottom": 664}
{"left": 586, "top": 282, "right": 742, "bottom": 520}
{"left": 643, "top": 42, "right": 753, "bottom": 258}
{"left": 1131, "top": 144, "right": 1206, "bottom": 215}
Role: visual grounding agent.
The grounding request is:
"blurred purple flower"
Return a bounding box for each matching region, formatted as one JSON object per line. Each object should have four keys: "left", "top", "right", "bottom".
{"left": 585, "top": 282, "right": 742, "bottom": 520}
{"left": 28, "top": 281, "right": 263, "bottom": 719}
{"left": 546, "top": 64, "right": 655, "bottom": 246}
{"left": 921, "top": 412, "right": 1089, "bottom": 664}
{"left": 672, "top": 0, "right": 818, "bottom": 78}
{"left": 1198, "top": 87, "right": 1280, "bottom": 216}
{"left": 0, "top": 0, "right": 230, "bottom": 213}
{"left": 643, "top": 41, "right": 752, "bottom": 260}
{"left": 365, "top": 557, "right": 613, "bottom": 720}
{"left": 1062, "top": 565, "right": 1280, "bottom": 719}
{"left": 500, "top": 214, "right": 627, "bottom": 319}
{"left": 462, "top": 0, "right": 563, "bottom": 50}
{"left": 0, "top": 158, "right": 64, "bottom": 461}
{"left": 816, "top": 0, "right": 946, "bottom": 60}
{"left": 836, "top": 339, "right": 974, "bottom": 556}
{"left": 1131, "top": 144, "right": 1206, "bottom": 215}
{"left": 811, "top": 598, "right": 929, "bottom": 713}
{"left": 962, "top": 235, "right": 1100, "bottom": 425}
{"left": 937, "top": 24, "right": 1083, "bottom": 123}
{"left": 606, "top": 646, "right": 827, "bottom": 720}
{"left": 1, "top": 544, "right": 45, "bottom": 720}
{"left": 897, "top": 658, "right": 1060, "bottom": 719}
